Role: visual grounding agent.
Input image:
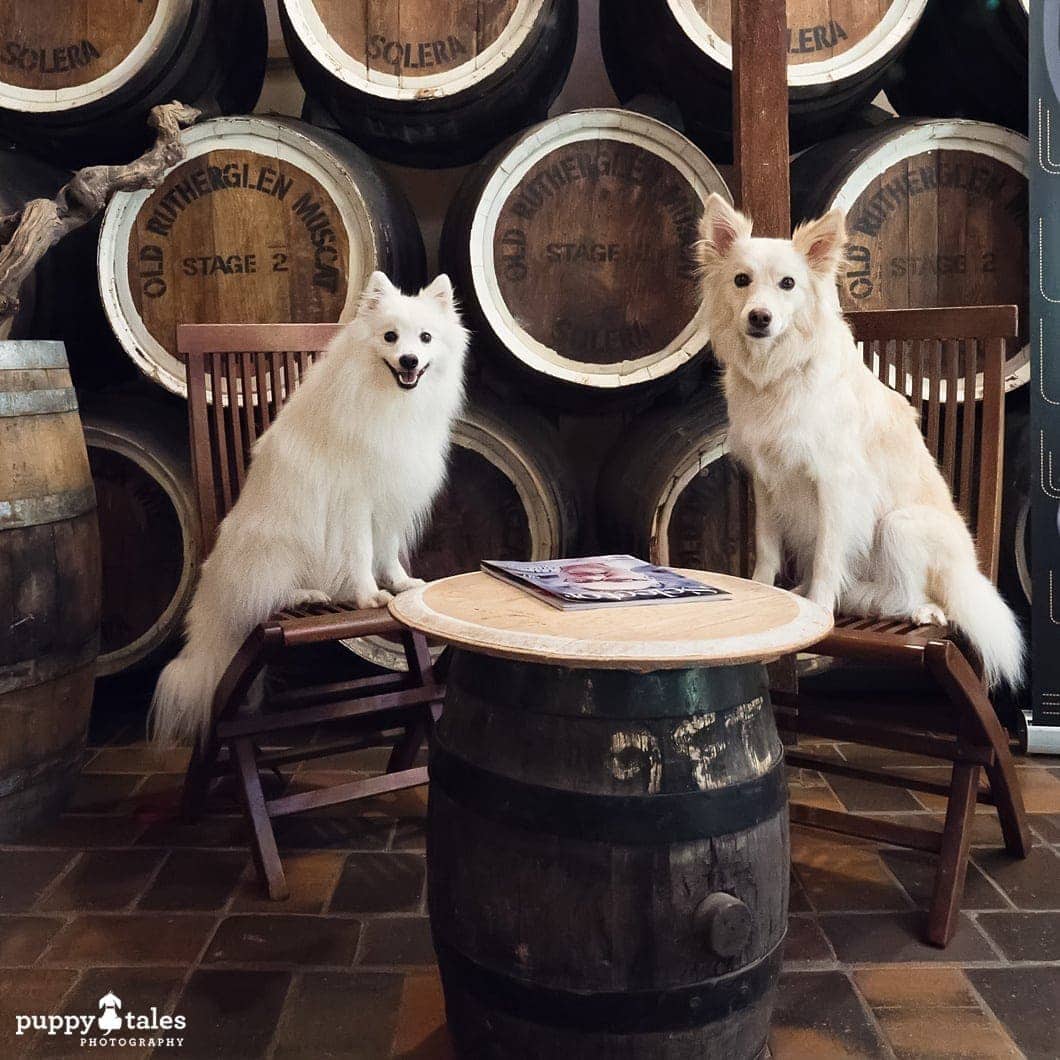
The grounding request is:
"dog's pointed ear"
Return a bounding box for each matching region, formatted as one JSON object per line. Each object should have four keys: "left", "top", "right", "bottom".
{"left": 359, "top": 270, "right": 397, "bottom": 312}
{"left": 696, "top": 194, "right": 752, "bottom": 267}
{"left": 422, "top": 273, "right": 455, "bottom": 311}
{"left": 792, "top": 209, "right": 846, "bottom": 277}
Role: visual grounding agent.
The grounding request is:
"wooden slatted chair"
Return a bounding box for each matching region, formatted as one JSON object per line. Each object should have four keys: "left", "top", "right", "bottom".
{"left": 177, "top": 322, "right": 443, "bottom": 901}
{"left": 773, "top": 305, "right": 1030, "bottom": 947}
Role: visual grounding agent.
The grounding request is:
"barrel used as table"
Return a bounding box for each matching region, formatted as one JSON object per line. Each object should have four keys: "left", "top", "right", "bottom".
{"left": 0, "top": 340, "right": 101, "bottom": 838}
{"left": 391, "top": 571, "right": 832, "bottom": 1058}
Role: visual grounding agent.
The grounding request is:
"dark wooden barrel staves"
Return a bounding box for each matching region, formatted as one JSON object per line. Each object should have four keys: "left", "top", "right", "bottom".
{"left": 81, "top": 399, "right": 201, "bottom": 677}
{"left": 98, "top": 115, "right": 426, "bottom": 398}
{"left": 281, "top": 0, "right": 577, "bottom": 168}
{"left": 440, "top": 108, "right": 730, "bottom": 404}
{"left": 429, "top": 651, "right": 787, "bottom": 1058}
{"left": 792, "top": 118, "right": 1030, "bottom": 393}
{"left": 0, "top": 341, "right": 100, "bottom": 838}
{"left": 0, "top": 0, "right": 266, "bottom": 166}
{"left": 600, "top": 0, "right": 927, "bottom": 154}
{"left": 887, "top": 0, "right": 1028, "bottom": 134}
{"left": 344, "top": 402, "right": 579, "bottom": 670}
{"left": 598, "top": 390, "right": 747, "bottom": 575}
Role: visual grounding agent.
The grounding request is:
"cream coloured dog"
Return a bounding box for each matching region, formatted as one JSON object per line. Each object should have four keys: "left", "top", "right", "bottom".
{"left": 697, "top": 194, "right": 1022, "bottom": 688}
{"left": 151, "top": 272, "right": 468, "bottom": 743}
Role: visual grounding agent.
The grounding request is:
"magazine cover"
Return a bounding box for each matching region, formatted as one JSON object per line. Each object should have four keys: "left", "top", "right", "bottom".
{"left": 481, "top": 555, "right": 731, "bottom": 609}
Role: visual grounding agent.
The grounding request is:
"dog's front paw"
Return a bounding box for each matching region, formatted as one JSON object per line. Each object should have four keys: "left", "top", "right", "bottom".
{"left": 289, "top": 589, "right": 330, "bottom": 607}
{"left": 807, "top": 584, "right": 836, "bottom": 613}
{"left": 385, "top": 576, "right": 426, "bottom": 594}
{"left": 355, "top": 588, "right": 394, "bottom": 610}
{"left": 912, "top": 603, "right": 948, "bottom": 627}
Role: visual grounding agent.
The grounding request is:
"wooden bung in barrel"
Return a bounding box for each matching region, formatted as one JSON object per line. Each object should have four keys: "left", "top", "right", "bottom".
{"left": 98, "top": 115, "right": 426, "bottom": 398}
{"left": 430, "top": 651, "right": 787, "bottom": 1057}
{"left": 440, "top": 108, "right": 731, "bottom": 403}
{"left": 281, "top": 0, "right": 577, "bottom": 168}
{"left": 600, "top": 0, "right": 927, "bottom": 153}
{"left": 81, "top": 399, "right": 201, "bottom": 678}
{"left": 792, "top": 119, "right": 1030, "bottom": 394}
{"left": 888, "top": 0, "right": 1028, "bottom": 134}
{"left": 0, "top": 0, "right": 267, "bottom": 165}
{"left": 598, "top": 390, "right": 747, "bottom": 574}
{"left": 0, "top": 341, "right": 100, "bottom": 838}
{"left": 344, "top": 402, "right": 579, "bottom": 671}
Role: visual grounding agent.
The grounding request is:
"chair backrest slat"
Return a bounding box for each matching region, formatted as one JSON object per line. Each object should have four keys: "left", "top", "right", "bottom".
{"left": 845, "top": 305, "right": 1017, "bottom": 584}
{"left": 178, "top": 322, "right": 344, "bottom": 550}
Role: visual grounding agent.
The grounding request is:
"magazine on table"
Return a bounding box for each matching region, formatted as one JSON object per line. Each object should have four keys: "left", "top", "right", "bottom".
{"left": 480, "top": 555, "right": 731, "bottom": 611}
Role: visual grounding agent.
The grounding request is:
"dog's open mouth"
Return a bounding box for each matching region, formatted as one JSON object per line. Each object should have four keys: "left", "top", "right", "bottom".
{"left": 386, "top": 362, "right": 429, "bottom": 390}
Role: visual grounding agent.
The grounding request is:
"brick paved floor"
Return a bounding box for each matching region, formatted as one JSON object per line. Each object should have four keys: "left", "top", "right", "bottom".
{"left": 1, "top": 675, "right": 1057, "bottom": 1059}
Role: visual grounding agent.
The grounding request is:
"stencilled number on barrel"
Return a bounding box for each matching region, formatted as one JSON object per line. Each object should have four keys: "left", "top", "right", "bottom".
{"left": 609, "top": 730, "right": 662, "bottom": 794}
{"left": 272, "top": 251, "right": 289, "bottom": 273}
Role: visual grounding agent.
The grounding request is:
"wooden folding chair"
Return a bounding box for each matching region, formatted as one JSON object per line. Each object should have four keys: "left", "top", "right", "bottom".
{"left": 176, "top": 322, "right": 443, "bottom": 900}
{"left": 774, "top": 305, "right": 1030, "bottom": 947}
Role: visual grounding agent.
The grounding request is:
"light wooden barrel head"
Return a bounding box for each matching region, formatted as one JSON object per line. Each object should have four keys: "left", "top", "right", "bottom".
{"left": 467, "top": 109, "right": 729, "bottom": 388}
{"left": 100, "top": 117, "right": 384, "bottom": 397}
{"left": 390, "top": 570, "right": 832, "bottom": 669}
{"left": 292, "top": 0, "right": 536, "bottom": 98}
{"left": 830, "top": 122, "right": 1028, "bottom": 386}
{"left": 670, "top": 0, "right": 925, "bottom": 82}
{"left": 0, "top": 0, "right": 162, "bottom": 95}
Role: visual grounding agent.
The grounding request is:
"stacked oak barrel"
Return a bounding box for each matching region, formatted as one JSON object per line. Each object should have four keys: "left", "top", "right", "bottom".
{"left": 0, "top": 0, "right": 1030, "bottom": 681}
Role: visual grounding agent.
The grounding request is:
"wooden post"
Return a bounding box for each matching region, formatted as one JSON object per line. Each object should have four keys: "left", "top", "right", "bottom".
{"left": 731, "top": 0, "right": 790, "bottom": 237}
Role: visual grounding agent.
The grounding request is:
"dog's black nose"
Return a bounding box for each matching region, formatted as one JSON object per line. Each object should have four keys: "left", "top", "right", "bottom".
{"left": 399, "top": 354, "right": 419, "bottom": 371}
{"left": 748, "top": 309, "right": 772, "bottom": 330}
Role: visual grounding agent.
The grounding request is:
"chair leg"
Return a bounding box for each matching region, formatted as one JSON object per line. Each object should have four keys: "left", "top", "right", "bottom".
{"left": 387, "top": 721, "right": 427, "bottom": 773}
{"left": 233, "top": 736, "right": 289, "bottom": 901}
{"left": 926, "top": 643, "right": 1031, "bottom": 859}
{"left": 927, "top": 758, "right": 980, "bottom": 947}
{"left": 180, "top": 738, "right": 218, "bottom": 822}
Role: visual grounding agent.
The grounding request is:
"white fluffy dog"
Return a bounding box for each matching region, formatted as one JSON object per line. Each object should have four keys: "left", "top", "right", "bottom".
{"left": 697, "top": 194, "right": 1022, "bottom": 689}
{"left": 151, "top": 272, "right": 468, "bottom": 744}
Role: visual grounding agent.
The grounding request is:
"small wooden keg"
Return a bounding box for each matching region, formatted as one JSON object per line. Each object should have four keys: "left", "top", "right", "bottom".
{"left": 281, "top": 0, "right": 577, "bottom": 168}
{"left": 441, "top": 109, "right": 730, "bottom": 402}
{"left": 888, "top": 0, "right": 1028, "bottom": 134}
{"left": 792, "top": 119, "right": 1029, "bottom": 393}
{"left": 0, "top": 0, "right": 267, "bottom": 165}
{"left": 82, "top": 400, "right": 200, "bottom": 677}
{"left": 344, "top": 403, "right": 579, "bottom": 671}
{"left": 430, "top": 651, "right": 787, "bottom": 1058}
{"left": 0, "top": 341, "right": 100, "bottom": 838}
{"left": 600, "top": 0, "right": 927, "bottom": 152}
{"left": 98, "top": 115, "right": 426, "bottom": 398}
{"left": 598, "top": 390, "right": 746, "bottom": 574}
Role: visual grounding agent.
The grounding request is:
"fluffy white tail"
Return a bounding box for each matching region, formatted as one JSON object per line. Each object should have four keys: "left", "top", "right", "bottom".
{"left": 941, "top": 565, "right": 1024, "bottom": 691}
{"left": 149, "top": 632, "right": 241, "bottom": 746}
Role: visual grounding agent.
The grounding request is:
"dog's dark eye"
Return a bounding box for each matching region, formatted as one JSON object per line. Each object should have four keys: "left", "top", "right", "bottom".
{"left": 420, "top": 332, "right": 432, "bottom": 344}
{"left": 383, "top": 330, "right": 398, "bottom": 344}
{"left": 734, "top": 273, "right": 751, "bottom": 288}
{"left": 779, "top": 277, "right": 796, "bottom": 291}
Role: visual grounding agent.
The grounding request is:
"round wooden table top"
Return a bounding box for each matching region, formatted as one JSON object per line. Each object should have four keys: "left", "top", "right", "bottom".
{"left": 389, "top": 569, "right": 833, "bottom": 670}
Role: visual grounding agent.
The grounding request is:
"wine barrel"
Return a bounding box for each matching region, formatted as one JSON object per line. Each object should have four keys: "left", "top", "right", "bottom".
{"left": 599, "top": 0, "right": 927, "bottom": 154}
{"left": 1000, "top": 392, "right": 1030, "bottom": 619}
{"left": 440, "top": 109, "right": 731, "bottom": 403}
{"left": 0, "top": 341, "right": 100, "bottom": 838}
{"left": 81, "top": 400, "right": 200, "bottom": 677}
{"left": 887, "top": 0, "right": 1028, "bottom": 134}
{"left": 0, "top": 0, "right": 267, "bottom": 166}
{"left": 98, "top": 115, "right": 426, "bottom": 398}
{"left": 344, "top": 403, "right": 579, "bottom": 671}
{"left": 792, "top": 119, "right": 1030, "bottom": 393}
{"left": 598, "top": 390, "right": 745, "bottom": 574}
{"left": 281, "top": 0, "right": 577, "bottom": 168}
{"left": 430, "top": 651, "right": 787, "bottom": 1057}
